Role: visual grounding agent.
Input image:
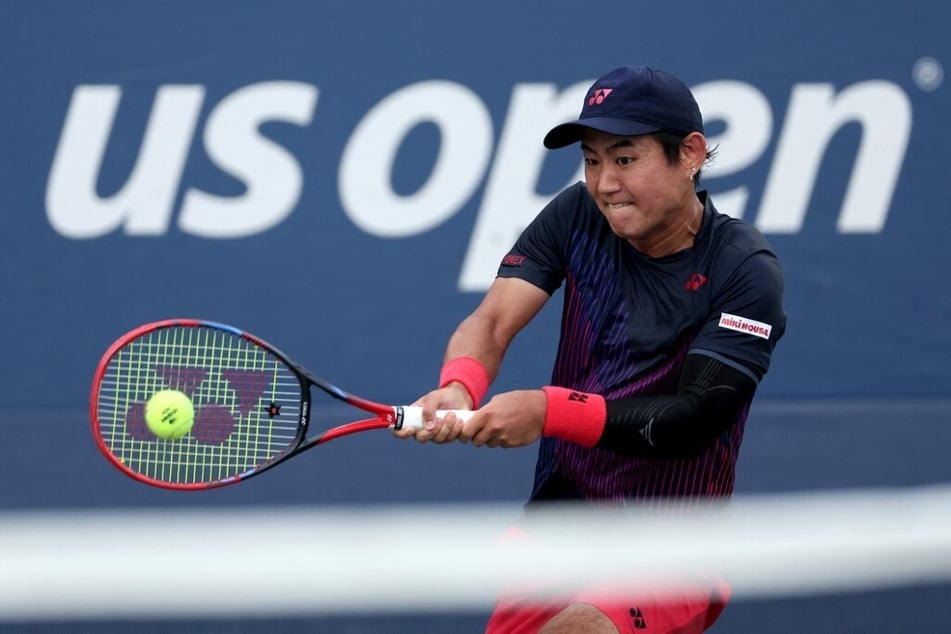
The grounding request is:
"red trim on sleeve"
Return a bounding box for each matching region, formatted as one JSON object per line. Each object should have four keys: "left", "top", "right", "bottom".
{"left": 541, "top": 386, "right": 606, "bottom": 447}
{"left": 438, "top": 356, "right": 490, "bottom": 408}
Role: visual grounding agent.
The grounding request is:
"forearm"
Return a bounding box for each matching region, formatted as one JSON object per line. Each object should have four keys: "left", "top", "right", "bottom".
{"left": 444, "top": 311, "right": 508, "bottom": 382}
{"left": 542, "top": 354, "right": 757, "bottom": 458}
{"left": 439, "top": 277, "right": 550, "bottom": 407}
{"left": 597, "top": 384, "right": 746, "bottom": 457}
{"left": 437, "top": 315, "right": 506, "bottom": 409}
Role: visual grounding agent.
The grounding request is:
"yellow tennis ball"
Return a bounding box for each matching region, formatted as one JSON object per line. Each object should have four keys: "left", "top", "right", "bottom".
{"left": 145, "top": 390, "right": 195, "bottom": 439}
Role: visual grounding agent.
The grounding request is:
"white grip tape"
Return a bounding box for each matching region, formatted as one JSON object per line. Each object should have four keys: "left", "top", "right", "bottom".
{"left": 396, "top": 406, "right": 474, "bottom": 430}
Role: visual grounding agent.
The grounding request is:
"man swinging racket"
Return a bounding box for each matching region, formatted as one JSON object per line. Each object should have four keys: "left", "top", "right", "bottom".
{"left": 396, "top": 65, "right": 786, "bottom": 633}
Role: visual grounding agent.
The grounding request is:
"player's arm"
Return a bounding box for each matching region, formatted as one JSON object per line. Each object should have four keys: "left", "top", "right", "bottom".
{"left": 535, "top": 354, "right": 756, "bottom": 457}
{"left": 543, "top": 244, "right": 782, "bottom": 457}
{"left": 577, "top": 353, "right": 757, "bottom": 458}
{"left": 443, "top": 276, "right": 549, "bottom": 397}
{"left": 396, "top": 276, "right": 549, "bottom": 442}
{"left": 460, "top": 353, "right": 755, "bottom": 454}
{"left": 463, "top": 246, "right": 782, "bottom": 452}
{"left": 553, "top": 245, "right": 784, "bottom": 457}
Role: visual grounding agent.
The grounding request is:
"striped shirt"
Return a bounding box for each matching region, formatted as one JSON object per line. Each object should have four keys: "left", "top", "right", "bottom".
{"left": 497, "top": 183, "right": 785, "bottom": 506}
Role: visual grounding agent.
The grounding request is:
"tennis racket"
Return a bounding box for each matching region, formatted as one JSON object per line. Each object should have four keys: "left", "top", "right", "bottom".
{"left": 91, "top": 318, "right": 471, "bottom": 490}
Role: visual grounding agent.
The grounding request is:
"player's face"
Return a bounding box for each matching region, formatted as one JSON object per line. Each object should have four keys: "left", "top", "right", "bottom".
{"left": 581, "top": 130, "right": 701, "bottom": 256}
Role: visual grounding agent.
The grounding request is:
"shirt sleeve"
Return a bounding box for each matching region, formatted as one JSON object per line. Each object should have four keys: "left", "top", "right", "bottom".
{"left": 495, "top": 184, "right": 587, "bottom": 294}
{"left": 689, "top": 249, "right": 786, "bottom": 382}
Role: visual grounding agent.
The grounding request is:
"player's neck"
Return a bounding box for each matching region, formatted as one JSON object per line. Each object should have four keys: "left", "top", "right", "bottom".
{"left": 631, "top": 196, "right": 704, "bottom": 258}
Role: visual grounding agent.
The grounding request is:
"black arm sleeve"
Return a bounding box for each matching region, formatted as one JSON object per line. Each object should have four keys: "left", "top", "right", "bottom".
{"left": 595, "top": 354, "right": 757, "bottom": 458}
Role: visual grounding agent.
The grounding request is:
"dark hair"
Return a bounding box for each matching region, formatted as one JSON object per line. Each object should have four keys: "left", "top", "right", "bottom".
{"left": 653, "top": 131, "right": 718, "bottom": 186}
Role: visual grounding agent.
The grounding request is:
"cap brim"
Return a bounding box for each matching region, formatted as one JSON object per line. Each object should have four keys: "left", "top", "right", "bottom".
{"left": 543, "top": 117, "right": 661, "bottom": 149}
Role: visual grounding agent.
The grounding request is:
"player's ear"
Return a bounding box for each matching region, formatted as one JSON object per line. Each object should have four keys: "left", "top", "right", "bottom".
{"left": 679, "top": 132, "right": 707, "bottom": 174}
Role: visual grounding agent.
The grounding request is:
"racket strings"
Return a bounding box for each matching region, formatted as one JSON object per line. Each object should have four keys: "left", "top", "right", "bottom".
{"left": 96, "top": 326, "right": 303, "bottom": 485}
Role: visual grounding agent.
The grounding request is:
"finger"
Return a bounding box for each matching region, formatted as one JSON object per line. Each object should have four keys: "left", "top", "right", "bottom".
{"left": 432, "top": 413, "right": 460, "bottom": 443}
{"left": 391, "top": 427, "right": 415, "bottom": 440}
{"left": 489, "top": 434, "right": 510, "bottom": 448}
{"left": 458, "top": 413, "right": 483, "bottom": 444}
{"left": 471, "top": 425, "right": 496, "bottom": 448}
{"left": 415, "top": 392, "right": 446, "bottom": 427}
{"left": 425, "top": 411, "right": 460, "bottom": 442}
{"left": 413, "top": 428, "right": 436, "bottom": 444}
{"left": 469, "top": 427, "right": 487, "bottom": 447}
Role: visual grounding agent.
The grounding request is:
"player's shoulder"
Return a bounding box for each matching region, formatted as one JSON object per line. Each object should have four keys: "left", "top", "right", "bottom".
{"left": 535, "top": 182, "right": 602, "bottom": 230}
{"left": 703, "top": 194, "right": 776, "bottom": 257}
{"left": 554, "top": 181, "right": 589, "bottom": 201}
{"left": 701, "top": 193, "right": 784, "bottom": 290}
{"left": 548, "top": 181, "right": 596, "bottom": 213}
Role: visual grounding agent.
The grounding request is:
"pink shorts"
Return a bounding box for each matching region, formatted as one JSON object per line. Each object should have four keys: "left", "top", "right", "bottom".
{"left": 484, "top": 527, "right": 730, "bottom": 634}
{"left": 485, "top": 580, "right": 729, "bottom": 633}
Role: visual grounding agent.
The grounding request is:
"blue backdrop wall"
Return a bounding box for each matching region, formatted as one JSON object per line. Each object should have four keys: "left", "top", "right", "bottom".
{"left": 3, "top": 1, "right": 950, "bottom": 632}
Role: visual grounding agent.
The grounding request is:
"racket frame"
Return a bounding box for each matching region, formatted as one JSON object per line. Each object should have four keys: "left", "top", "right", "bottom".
{"left": 91, "top": 318, "right": 416, "bottom": 490}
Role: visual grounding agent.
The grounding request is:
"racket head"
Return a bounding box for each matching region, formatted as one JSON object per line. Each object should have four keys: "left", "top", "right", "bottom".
{"left": 91, "top": 319, "right": 309, "bottom": 490}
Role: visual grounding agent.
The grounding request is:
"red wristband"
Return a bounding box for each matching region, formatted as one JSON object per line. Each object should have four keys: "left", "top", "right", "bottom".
{"left": 438, "top": 356, "right": 490, "bottom": 408}
{"left": 541, "top": 386, "right": 606, "bottom": 447}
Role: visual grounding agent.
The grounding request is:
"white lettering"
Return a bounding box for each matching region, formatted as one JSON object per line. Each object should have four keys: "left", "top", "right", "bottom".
{"left": 459, "top": 81, "right": 589, "bottom": 291}
{"left": 693, "top": 80, "right": 773, "bottom": 220}
{"left": 339, "top": 80, "right": 493, "bottom": 237}
{"left": 756, "top": 81, "right": 911, "bottom": 233}
{"left": 47, "top": 76, "right": 914, "bottom": 283}
{"left": 47, "top": 82, "right": 317, "bottom": 239}
{"left": 47, "top": 85, "right": 204, "bottom": 238}
{"left": 718, "top": 313, "right": 773, "bottom": 340}
{"left": 179, "top": 81, "right": 318, "bottom": 238}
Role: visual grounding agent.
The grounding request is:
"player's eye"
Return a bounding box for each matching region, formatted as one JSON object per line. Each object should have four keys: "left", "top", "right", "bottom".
{"left": 616, "top": 156, "right": 635, "bottom": 166}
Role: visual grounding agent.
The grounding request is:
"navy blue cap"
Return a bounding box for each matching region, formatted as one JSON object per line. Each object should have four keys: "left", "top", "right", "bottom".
{"left": 543, "top": 66, "right": 704, "bottom": 149}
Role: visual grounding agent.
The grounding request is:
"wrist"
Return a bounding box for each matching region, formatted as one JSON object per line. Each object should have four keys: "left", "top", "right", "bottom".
{"left": 541, "top": 386, "right": 606, "bottom": 447}
{"left": 438, "top": 356, "right": 490, "bottom": 408}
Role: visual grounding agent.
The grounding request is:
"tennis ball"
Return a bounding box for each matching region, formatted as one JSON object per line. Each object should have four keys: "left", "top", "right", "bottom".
{"left": 144, "top": 389, "right": 195, "bottom": 439}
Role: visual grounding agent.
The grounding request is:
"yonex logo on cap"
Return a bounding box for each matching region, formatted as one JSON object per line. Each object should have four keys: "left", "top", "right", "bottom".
{"left": 718, "top": 312, "right": 773, "bottom": 339}
{"left": 587, "top": 88, "right": 613, "bottom": 106}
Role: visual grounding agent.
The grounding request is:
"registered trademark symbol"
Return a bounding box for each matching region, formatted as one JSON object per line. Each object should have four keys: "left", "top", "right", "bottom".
{"left": 912, "top": 57, "right": 943, "bottom": 91}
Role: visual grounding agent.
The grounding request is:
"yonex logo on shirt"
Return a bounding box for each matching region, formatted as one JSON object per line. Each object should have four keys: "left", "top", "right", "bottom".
{"left": 685, "top": 273, "right": 708, "bottom": 291}
{"left": 501, "top": 254, "right": 526, "bottom": 266}
{"left": 718, "top": 312, "right": 772, "bottom": 340}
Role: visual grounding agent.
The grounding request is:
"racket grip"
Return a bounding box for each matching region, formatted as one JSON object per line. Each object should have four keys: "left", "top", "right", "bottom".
{"left": 397, "top": 406, "right": 475, "bottom": 430}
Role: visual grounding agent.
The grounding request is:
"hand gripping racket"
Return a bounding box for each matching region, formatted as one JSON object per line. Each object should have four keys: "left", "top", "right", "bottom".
{"left": 91, "top": 319, "right": 471, "bottom": 490}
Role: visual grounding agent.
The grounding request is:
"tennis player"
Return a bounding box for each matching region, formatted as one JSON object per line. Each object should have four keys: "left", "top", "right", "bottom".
{"left": 396, "top": 65, "right": 786, "bottom": 633}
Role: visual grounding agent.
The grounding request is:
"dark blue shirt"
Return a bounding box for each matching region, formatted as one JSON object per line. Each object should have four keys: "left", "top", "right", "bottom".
{"left": 498, "top": 183, "right": 786, "bottom": 504}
